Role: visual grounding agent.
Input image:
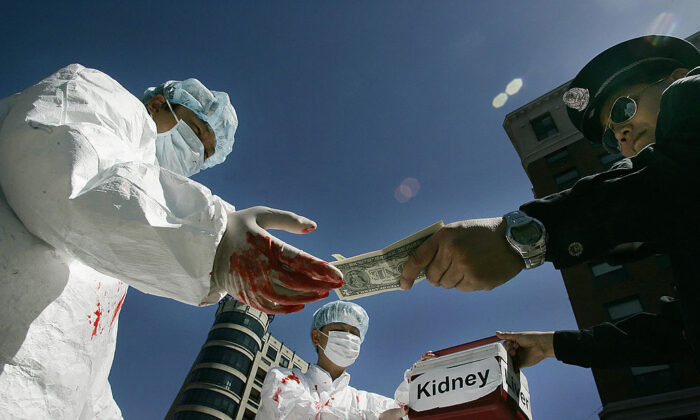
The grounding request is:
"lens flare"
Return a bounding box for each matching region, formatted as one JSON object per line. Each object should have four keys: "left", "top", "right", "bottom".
{"left": 647, "top": 12, "right": 677, "bottom": 39}
{"left": 505, "top": 78, "right": 523, "bottom": 95}
{"left": 394, "top": 177, "right": 420, "bottom": 203}
{"left": 492, "top": 93, "right": 508, "bottom": 108}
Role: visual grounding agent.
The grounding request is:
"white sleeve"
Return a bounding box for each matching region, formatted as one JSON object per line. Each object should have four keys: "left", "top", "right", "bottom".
{"left": 257, "top": 368, "right": 315, "bottom": 420}
{"left": 393, "top": 368, "right": 411, "bottom": 406}
{"left": 0, "top": 64, "right": 228, "bottom": 306}
{"left": 357, "top": 389, "right": 401, "bottom": 420}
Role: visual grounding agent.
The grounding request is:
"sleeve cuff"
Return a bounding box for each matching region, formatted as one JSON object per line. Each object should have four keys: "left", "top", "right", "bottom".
{"left": 553, "top": 330, "right": 593, "bottom": 368}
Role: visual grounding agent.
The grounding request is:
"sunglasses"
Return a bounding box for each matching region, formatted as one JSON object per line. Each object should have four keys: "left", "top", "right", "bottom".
{"left": 601, "top": 78, "right": 666, "bottom": 154}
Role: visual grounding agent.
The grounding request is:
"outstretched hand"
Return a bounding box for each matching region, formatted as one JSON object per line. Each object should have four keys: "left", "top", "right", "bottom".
{"left": 400, "top": 218, "right": 524, "bottom": 292}
{"left": 496, "top": 331, "right": 555, "bottom": 369}
{"left": 212, "top": 206, "right": 344, "bottom": 314}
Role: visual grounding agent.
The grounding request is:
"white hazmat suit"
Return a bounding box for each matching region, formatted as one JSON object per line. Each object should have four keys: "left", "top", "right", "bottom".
{"left": 0, "top": 64, "right": 232, "bottom": 418}
{"left": 257, "top": 365, "right": 400, "bottom": 420}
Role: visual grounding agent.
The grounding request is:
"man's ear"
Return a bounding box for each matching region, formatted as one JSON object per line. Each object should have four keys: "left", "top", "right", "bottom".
{"left": 669, "top": 68, "right": 689, "bottom": 82}
{"left": 146, "top": 94, "right": 167, "bottom": 116}
{"left": 311, "top": 329, "right": 319, "bottom": 347}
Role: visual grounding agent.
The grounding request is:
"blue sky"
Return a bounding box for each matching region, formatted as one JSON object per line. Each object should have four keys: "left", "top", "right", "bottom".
{"left": 2, "top": 2, "right": 699, "bottom": 419}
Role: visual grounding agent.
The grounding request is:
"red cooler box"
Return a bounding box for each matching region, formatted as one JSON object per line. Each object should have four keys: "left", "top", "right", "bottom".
{"left": 408, "top": 336, "right": 532, "bottom": 420}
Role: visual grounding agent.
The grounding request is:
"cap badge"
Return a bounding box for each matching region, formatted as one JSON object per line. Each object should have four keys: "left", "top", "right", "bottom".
{"left": 563, "top": 87, "right": 590, "bottom": 111}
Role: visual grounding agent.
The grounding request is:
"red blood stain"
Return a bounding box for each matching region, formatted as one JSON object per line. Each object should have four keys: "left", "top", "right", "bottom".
{"left": 91, "top": 303, "right": 102, "bottom": 338}
{"left": 323, "top": 398, "right": 334, "bottom": 407}
{"left": 356, "top": 395, "right": 359, "bottom": 404}
{"left": 110, "top": 291, "right": 127, "bottom": 327}
{"left": 227, "top": 232, "right": 343, "bottom": 314}
{"left": 314, "top": 384, "right": 318, "bottom": 391}
{"left": 281, "top": 372, "right": 300, "bottom": 384}
{"left": 272, "top": 388, "right": 282, "bottom": 402}
{"left": 301, "top": 226, "right": 315, "bottom": 234}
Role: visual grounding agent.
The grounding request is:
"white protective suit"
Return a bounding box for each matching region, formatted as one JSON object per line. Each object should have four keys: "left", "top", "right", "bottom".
{"left": 257, "top": 365, "right": 400, "bottom": 420}
{"left": 0, "top": 64, "right": 231, "bottom": 418}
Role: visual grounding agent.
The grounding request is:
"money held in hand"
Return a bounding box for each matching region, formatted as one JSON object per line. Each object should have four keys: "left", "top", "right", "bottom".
{"left": 331, "top": 221, "right": 444, "bottom": 300}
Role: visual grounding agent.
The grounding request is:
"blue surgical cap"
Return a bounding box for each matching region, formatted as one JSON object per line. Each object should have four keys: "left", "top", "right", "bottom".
{"left": 311, "top": 301, "right": 369, "bottom": 342}
{"left": 141, "top": 78, "right": 238, "bottom": 169}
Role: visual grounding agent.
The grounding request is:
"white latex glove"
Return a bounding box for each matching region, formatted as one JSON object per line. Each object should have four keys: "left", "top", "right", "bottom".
{"left": 212, "top": 206, "right": 344, "bottom": 314}
{"left": 379, "top": 406, "right": 409, "bottom": 420}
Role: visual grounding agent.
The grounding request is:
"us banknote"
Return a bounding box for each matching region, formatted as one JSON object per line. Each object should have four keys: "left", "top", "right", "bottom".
{"left": 330, "top": 221, "right": 444, "bottom": 300}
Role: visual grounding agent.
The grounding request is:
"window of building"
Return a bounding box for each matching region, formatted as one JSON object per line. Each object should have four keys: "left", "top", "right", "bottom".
{"left": 214, "top": 312, "right": 266, "bottom": 338}
{"left": 187, "top": 368, "right": 245, "bottom": 396}
{"left": 180, "top": 388, "right": 238, "bottom": 418}
{"left": 590, "top": 261, "right": 627, "bottom": 288}
{"left": 554, "top": 169, "right": 580, "bottom": 190}
{"left": 255, "top": 367, "right": 267, "bottom": 383}
{"left": 599, "top": 153, "right": 624, "bottom": 170}
{"left": 196, "top": 346, "right": 253, "bottom": 374}
{"left": 545, "top": 148, "right": 569, "bottom": 166}
{"left": 266, "top": 346, "right": 278, "bottom": 362}
{"left": 249, "top": 387, "right": 261, "bottom": 403}
{"left": 207, "top": 328, "right": 260, "bottom": 354}
{"left": 606, "top": 297, "right": 643, "bottom": 321}
{"left": 530, "top": 113, "right": 558, "bottom": 141}
{"left": 630, "top": 365, "right": 674, "bottom": 396}
{"left": 279, "top": 356, "right": 290, "bottom": 368}
{"left": 173, "top": 411, "right": 220, "bottom": 420}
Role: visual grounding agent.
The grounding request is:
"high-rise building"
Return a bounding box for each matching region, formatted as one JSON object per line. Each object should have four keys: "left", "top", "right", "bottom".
{"left": 166, "top": 298, "right": 310, "bottom": 420}
{"left": 503, "top": 31, "right": 700, "bottom": 419}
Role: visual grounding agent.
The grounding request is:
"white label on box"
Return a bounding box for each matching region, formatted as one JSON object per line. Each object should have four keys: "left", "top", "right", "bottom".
{"left": 409, "top": 357, "right": 501, "bottom": 412}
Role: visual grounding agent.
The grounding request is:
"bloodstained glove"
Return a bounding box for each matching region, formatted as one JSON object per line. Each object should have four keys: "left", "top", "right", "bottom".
{"left": 212, "top": 206, "right": 344, "bottom": 314}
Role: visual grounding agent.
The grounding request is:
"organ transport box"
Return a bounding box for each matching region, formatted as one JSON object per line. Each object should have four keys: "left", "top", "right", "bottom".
{"left": 408, "top": 336, "right": 532, "bottom": 420}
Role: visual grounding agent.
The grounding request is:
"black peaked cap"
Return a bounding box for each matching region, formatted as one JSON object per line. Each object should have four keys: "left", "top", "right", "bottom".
{"left": 565, "top": 35, "right": 700, "bottom": 143}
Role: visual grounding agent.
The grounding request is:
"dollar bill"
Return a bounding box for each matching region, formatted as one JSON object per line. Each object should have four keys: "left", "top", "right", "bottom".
{"left": 330, "top": 221, "right": 444, "bottom": 300}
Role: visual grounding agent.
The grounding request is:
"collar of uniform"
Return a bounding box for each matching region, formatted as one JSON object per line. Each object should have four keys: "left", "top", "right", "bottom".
{"left": 307, "top": 364, "right": 351, "bottom": 392}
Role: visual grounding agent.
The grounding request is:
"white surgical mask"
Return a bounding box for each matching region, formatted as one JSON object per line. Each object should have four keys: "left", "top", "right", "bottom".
{"left": 318, "top": 330, "right": 361, "bottom": 367}
{"left": 154, "top": 100, "right": 205, "bottom": 177}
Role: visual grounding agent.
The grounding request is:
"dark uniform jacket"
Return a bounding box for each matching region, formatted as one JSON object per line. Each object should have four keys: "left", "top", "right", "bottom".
{"left": 519, "top": 67, "right": 700, "bottom": 368}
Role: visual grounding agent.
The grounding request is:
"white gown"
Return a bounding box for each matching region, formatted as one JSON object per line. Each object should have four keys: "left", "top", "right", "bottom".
{"left": 256, "top": 365, "right": 400, "bottom": 420}
{"left": 0, "top": 64, "right": 231, "bottom": 419}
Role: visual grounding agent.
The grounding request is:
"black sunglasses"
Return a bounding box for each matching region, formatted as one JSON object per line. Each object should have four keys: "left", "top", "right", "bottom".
{"left": 601, "top": 78, "right": 666, "bottom": 154}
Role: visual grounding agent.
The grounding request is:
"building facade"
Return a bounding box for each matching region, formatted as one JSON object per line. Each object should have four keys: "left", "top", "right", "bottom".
{"left": 166, "top": 298, "right": 309, "bottom": 420}
{"left": 502, "top": 32, "right": 700, "bottom": 419}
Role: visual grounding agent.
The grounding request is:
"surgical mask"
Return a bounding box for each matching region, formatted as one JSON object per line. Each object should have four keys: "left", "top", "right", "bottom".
{"left": 318, "top": 331, "right": 361, "bottom": 367}
{"left": 154, "top": 100, "right": 205, "bottom": 177}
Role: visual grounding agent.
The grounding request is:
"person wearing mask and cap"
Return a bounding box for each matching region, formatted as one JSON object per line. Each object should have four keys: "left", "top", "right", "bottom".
{"left": 257, "top": 301, "right": 407, "bottom": 420}
{"left": 0, "top": 64, "right": 342, "bottom": 419}
{"left": 400, "top": 34, "right": 700, "bottom": 370}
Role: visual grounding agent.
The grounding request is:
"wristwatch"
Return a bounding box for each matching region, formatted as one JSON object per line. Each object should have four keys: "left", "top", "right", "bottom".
{"left": 503, "top": 211, "right": 547, "bottom": 269}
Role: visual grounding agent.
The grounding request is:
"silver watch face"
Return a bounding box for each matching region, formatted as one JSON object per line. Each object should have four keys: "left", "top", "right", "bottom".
{"left": 511, "top": 222, "right": 544, "bottom": 245}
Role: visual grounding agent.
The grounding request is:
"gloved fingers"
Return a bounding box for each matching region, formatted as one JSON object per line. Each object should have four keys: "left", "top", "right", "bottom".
{"left": 273, "top": 267, "right": 341, "bottom": 293}
{"left": 257, "top": 278, "right": 331, "bottom": 304}
{"left": 255, "top": 207, "right": 317, "bottom": 234}
{"left": 244, "top": 254, "right": 332, "bottom": 305}
{"left": 251, "top": 291, "right": 306, "bottom": 314}
{"left": 235, "top": 278, "right": 306, "bottom": 314}
{"left": 265, "top": 235, "right": 344, "bottom": 289}
{"left": 280, "top": 250, "right": 344, "bottom": 288}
